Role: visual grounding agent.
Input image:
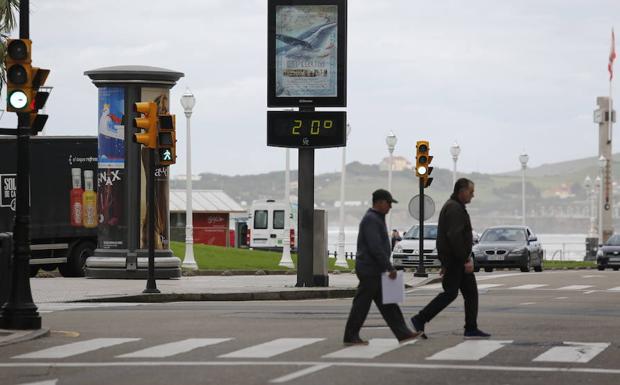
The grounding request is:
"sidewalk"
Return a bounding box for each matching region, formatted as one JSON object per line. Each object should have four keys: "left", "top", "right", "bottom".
{"left": 29, "top": 271, "right": 441, "bottom": 303}
{"left": 0, "top": 272, "right": 439, "bottom": 346}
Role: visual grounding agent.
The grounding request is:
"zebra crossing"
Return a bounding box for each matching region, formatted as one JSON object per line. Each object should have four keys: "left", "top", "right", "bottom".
{"left": 5, "top": 337, "right": 616, "bottom": 364}
{"left": 416, "top": 283, "right": 620, "bottom": 292}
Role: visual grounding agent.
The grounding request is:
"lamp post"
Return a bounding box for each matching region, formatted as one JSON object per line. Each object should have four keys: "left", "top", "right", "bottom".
{"left": 519, "top": 153, "right": 529, "bottom": 225}
{"left": 335, "top": 124, "right": 352, "bottom": 268}
{"left": 279, "top": 147, "right": 295, "bottom": 268}
{"left": 598, "top": 155, "right": 607, "bottom": 243}
{"left": 180, "top": 89, "right": 197, "bottom": 270}
{"left": 385, "top": 131, "right": 397, "bottom": 233}
{"left": 450, "top": 142, "right": 461, "bottom": 187}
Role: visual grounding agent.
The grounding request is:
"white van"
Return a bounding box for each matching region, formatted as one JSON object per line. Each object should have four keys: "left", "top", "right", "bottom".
{"left": 247, "top": 199, "right": 296, "bottom": 251}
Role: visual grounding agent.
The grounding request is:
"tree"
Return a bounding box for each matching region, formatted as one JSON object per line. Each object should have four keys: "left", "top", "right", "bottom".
{"left": 0, "top": 0, "right": 20, "bottom": 91}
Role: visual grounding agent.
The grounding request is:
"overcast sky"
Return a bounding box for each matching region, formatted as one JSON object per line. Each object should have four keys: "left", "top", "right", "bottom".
{"left": 4, "top": 0, "right": 620, "bottom": 177}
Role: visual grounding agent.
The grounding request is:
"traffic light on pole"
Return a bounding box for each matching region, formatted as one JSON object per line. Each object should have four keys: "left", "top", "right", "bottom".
{"left": 157, "top": 114, "right": 176, "bottom": 166}
{"left": 133, "top": 102, "right": 158, "bottom": 148}
{"left": 415, "top": 140, "right": 434, "bottom": 188}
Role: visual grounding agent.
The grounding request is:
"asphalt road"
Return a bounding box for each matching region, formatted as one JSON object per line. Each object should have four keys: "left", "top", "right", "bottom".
{"left": 1, "top": 270, "right": 619, "bottom": 385}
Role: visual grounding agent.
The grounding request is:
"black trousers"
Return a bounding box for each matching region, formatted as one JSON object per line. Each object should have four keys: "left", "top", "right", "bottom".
{"left": 343, "top": 274, "right": 412, "bottom": 341}
{"left": 415, "top": 265, "right": 478, "bottom": 331}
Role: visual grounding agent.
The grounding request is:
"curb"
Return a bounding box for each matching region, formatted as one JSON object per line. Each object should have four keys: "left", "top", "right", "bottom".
{"left": 74, "top": 288, "right": 359, "bottom": 303}
{"left": 0, "top": 328, "right": 50, "bottom": 347}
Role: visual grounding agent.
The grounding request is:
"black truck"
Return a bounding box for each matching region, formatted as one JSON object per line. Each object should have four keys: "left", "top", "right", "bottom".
{"left": 0, "top": 136, "right": 98, "bottom": 277}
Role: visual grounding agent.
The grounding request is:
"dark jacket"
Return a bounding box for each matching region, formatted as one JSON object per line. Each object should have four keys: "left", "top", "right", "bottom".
{"left": 436, "top": 194, "right": 473, "bottom": 267}
{"left": 355, "top": 208, "right": 394, "bottom": 276}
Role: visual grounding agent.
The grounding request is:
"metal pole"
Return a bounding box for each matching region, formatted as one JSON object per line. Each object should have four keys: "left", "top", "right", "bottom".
{"left": 144, "top": 149, "right": 160, "bottom": 293}
{"left": 297, "top": 147, "right": 315, "bottom": 286}
{"left": 521, "top": 165, "right": 526, "bottom": 226}
{"left": 335, "top": 125, "right": 349, "bottom": 268}
{"left": 279, "top": 148, "right": 294, "bottom": 268}
{"left": 599, "top": 164, "right": 605, "bottom": 244}
{"left": 387, "top": 149, "right": 393, "bottom": 232}
{"left": 414, "top": 178, "right": 427, "bottom": 277}
{"left": 452, "top": 157, "right": 457, "bottom": 187}
{"left": 182, "top": 108, "right": 196, "bottom": 270}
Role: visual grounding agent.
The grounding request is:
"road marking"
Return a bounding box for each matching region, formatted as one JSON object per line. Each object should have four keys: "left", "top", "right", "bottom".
{"left": 477, "top": 284, "right": 503, "bottom": 290}
{"left": 12, "top": 338, "right": 140, "bottom": 359}
{"left": 269, "top": 364, "right": 332, "bottom": 383}
{"left": 533, "top": 342, "right": 610, "bottom": 363}
{"left": 427, "top": 340, "right": 513, "bottom": 361}
{"left": 322, "top": 338, "right": 416, "bottom": 359}
{"left": 557, "top": 285, "right": 593, "bottom": 291}
{"left": 218, "top": 338, "right": 324, "bottom": 358}
{"left": 519, "top": 302, "right": 536, "bottom": 305}
{"left": 17, "top": 380, "right": 58, "bottom": 385}
{"left": 476, "top": 273, "right": 524, "bottom": 281}
{"left": 509, "top": 284, "right": 548, "bottom": 290}
{"left": 608, "top": 287, "right": 620, "bottom": 292}
{"left": 554, "top": 297, "right": 569, "bottom": 300}
{"left": 116, "top": 338, "right": 232, "bottom": 358}
{"left": 584, "top": 290, "right": 597, "bottom": 294}
{"left": 3, "top": 361, "right": 620, "bottom": 376}
{"left": 582, "top": 275, "right": 604, "bottom": 278}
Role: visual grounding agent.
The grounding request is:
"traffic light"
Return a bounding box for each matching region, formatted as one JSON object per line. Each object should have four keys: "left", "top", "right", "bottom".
{"left": 157, "top": 114, "right": 176, "bottom": 166}
{"left": 133, "top": 102, "right": 158, "bottom": 149}
{"left": 415, "top": 140, "right": 433, "bottom": 188}
{"left": 5, "top": 38, "right": 51, "bottom": 133}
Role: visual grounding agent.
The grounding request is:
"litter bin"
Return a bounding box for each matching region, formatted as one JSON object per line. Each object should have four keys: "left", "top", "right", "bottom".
{"left": 0, "top": 232, "right": 13, "bottom": 306}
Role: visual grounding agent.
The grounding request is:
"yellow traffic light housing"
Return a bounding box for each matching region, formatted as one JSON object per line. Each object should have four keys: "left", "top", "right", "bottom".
{"left": 133, "top": 102, "right": 158, "bottom": 149}
{"left": 416, "top": 140, "right": 433, "bottom": 188}
{"left": 5, "top": 39, "right": 33, "bottom": 112}
{"left": 157, "top": 114, "right": 176, "bottom": 166}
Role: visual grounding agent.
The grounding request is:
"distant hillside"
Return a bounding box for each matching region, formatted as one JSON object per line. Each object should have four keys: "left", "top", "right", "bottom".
{"left": 171, "top": 157, "right": 620, "bottom": 234}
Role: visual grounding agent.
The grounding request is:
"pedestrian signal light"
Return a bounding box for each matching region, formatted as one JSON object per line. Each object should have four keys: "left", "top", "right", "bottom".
{"left": 157, "top": 114, "right": 176, "bottom": 166}
{"left": 133, "top": 102, "right": 158, "bottom": 149}
{"left": 5, "top": 39, "right": 32, "bottom": 112}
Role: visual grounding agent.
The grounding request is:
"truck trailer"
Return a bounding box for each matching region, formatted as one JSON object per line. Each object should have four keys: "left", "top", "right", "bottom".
{"left": 0, "top": 136, "right": 98, "bottom": 277}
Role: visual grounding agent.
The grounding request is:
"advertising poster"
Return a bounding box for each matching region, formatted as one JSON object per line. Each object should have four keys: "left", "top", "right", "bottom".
{"left": 97, "top": 168, "right": 126, "bottom": 249}
{"left": 98, "top": 87, "right": 125, "bottom": 169}
{"left": 139, "top": 87, "right": 171, "bottom": 250}
{"left": 275, "top": 4, "right": 338, "bottom": 98}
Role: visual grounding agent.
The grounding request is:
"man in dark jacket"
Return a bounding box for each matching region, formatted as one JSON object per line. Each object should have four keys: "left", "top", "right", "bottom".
{"left": 343, "top": 189, "right": 420, "bottom": 345}
{"left": 410, "top": 178, "right": 491, "bottom": 339}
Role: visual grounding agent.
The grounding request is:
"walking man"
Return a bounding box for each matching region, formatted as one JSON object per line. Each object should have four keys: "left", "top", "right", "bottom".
{"left": 343, "top": 189, "right": 420, "bottom": 345}
{"left": 410, "top": 178, "right": 491, "bottom": 338}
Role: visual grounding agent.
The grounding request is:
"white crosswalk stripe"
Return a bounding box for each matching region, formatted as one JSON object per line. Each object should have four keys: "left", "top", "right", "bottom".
{"left": 13, "top": 338, "right": 140, "bottom": 359}
{"left": 608, "top": 287, "right": 620, "bottom": 292}
{"left": 116, "top": 338, "right": 232, "bottom": 358}
{"left": 218, "top": 338, "right": 324, "bottom": 358}
{"left": 509, "top": 284, "right": 548, "bottom": 290}
{"left": 557, "top": 285, "right": 593, "bottom": 291}
{"left": 322, "top": 338, "right": 416, "bottom": 359}
{"left": 477, "top": 284, "right": 503, "bottom": 290}
{"left": 426, "top": 340, "right": 513, "bottom": 361}
{"left": 533, "top": 342, "right": 610, "bottom": 363}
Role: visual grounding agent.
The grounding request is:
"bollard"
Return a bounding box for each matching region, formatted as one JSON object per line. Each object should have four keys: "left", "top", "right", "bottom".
{"left": 0, "top": 232, "right": 13, "bottom": 307}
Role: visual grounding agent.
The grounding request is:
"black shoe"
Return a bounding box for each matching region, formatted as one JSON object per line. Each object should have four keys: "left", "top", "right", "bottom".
{"left": 398, "top": 331, "right": 421, "bottom": 344}
{"left": 343, "top": 338, "right": 369, "bottom": 346}
{"left": 411, "top": 316, "right": 428, "bottom": 340}
{"left": 464, "top": 329, "right": 491, "bottom": 338}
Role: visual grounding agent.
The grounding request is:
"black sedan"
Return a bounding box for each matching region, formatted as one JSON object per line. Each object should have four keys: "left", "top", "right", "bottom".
{"left": 472, "top": 226, "right": 543, "bottom": 272}
{"left": 596, "top": 234, "right": 620, "bottom": 271}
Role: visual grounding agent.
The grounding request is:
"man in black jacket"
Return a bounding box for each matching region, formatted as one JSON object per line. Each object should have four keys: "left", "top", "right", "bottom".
{"left": 410, "top": 178, "right": 491, "bottom": 339}
{"left": 343, "top": 189, "right": 420, "bottom": 345}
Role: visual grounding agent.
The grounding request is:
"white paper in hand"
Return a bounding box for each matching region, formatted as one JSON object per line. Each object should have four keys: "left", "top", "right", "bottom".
{"left": 381, "top": 270, "right": 405, "bottom": 304}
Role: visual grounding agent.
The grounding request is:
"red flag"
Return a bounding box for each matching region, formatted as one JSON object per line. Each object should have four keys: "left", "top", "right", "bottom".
{"left": 609, "top": 28, "right": 616, "bottom": 80}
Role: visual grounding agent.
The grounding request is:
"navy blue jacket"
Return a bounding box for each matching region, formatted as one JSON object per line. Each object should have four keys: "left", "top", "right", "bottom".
{"left": 355, "top": 208, "right": 394, "bottom": 276}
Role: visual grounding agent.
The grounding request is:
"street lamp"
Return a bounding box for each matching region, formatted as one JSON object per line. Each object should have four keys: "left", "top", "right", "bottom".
{"left": 519, "top": 153, "right": 529, "bottom": 225}
{"left": 335, "top": 124, "right": 352, "bottom": 268}
{"left": 385, "top": 131, "right": 397, "bottom": 232}
{"left": 279, "top": 147, "right": 295, "bottom": 268}
{"left": 598, "top": 155, "right": 607, "bottom": 243}
{"left": 180, "top": 88, "right": 197, "bottom": 270}
{"left": 450, "top": 142, "right": 461, "bottom": 187}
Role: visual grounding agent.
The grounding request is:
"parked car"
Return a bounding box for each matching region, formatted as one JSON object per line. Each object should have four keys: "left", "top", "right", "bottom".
{"left": 472, "top": 226, "right": 543, "bottom": 272}
{"left": 596, "top": 234, "right": 620, "bottom": 271}
{"left": 391, "top": 223, "right": 439, "bottom": 270}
